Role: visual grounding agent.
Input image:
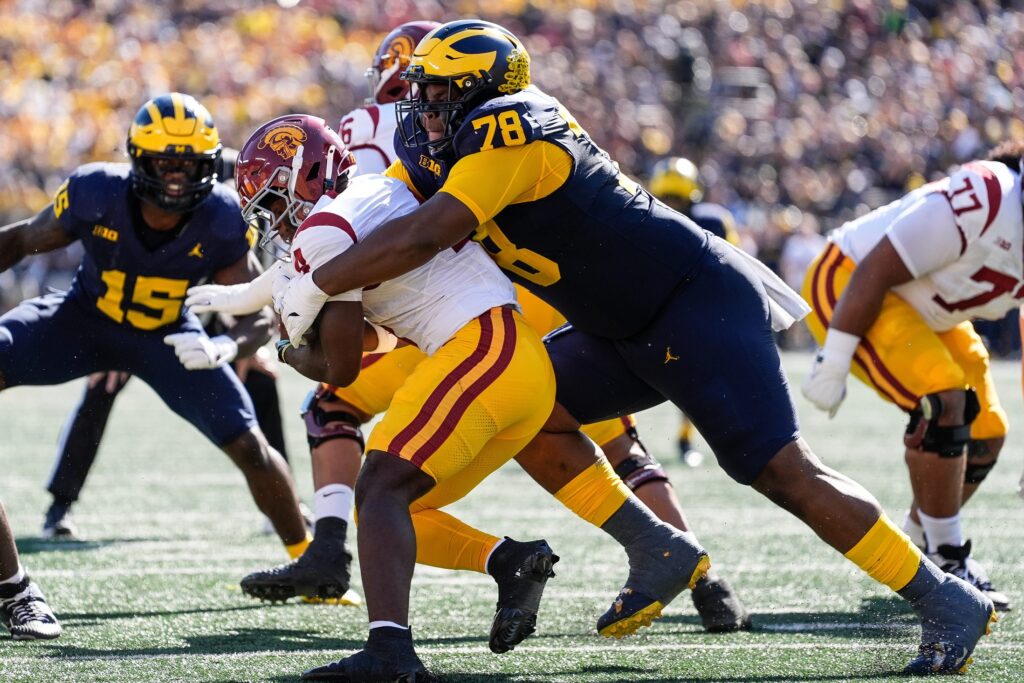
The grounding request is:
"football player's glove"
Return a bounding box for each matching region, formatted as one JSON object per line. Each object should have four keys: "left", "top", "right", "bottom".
{"left": 185, "top": 262, "right": 281, "bottom": 316}
{"left": 163, "top": 333, "right": 238, "bottom": 370}
{"left": 277, "top": 272, "right": 328, "bottom": 346}
{"left": 801, "top": 328, "right": 858, "bottom": 418}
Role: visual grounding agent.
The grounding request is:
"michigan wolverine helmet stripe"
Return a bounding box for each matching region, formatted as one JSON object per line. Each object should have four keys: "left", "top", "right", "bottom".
{"left": 127, "top": 93, "right": 222, "bottom": 212}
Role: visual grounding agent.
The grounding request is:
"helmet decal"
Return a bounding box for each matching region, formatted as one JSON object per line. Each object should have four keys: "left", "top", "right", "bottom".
{"left": 498, "top": 49, "right": 530, "bottom": 94}
{"left": 258, "top": 125, "right": 307, "bottom": 160}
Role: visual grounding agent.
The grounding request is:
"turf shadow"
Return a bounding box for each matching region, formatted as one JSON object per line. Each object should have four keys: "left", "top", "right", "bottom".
{"left": 34, "top": 627, "right": 363, "bottom": 659}
{"left": 57, "top": 602, "right": 268, "bottom": 626}
{"left": 660, "top": 595, "right": 914, "bottom": 640}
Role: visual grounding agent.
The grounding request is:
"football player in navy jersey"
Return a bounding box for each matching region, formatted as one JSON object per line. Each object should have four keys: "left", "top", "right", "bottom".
{"left": 278, "top": 21, "right": 997, "bottom": 676}
{"left": 0, "top": 93, "right": 310, "bottom": 563}
{"left": 38, "top": 148, "right": 297, "bottom": 541}
{"left": 648, "top": 156, "right": 739, "bottom": 466}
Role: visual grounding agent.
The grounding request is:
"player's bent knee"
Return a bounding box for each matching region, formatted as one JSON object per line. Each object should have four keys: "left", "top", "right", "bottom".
{"left": 301, "top": 386, "right": 366, "bottom": 451}
{"left": 355, "top": 450, "right": 434, "bottom": 510}
{"left": 964, "top": 437, "right": 1003, "bottom": 485}
{"left": 903, "top": 389, "right": 979, "bottom": 457}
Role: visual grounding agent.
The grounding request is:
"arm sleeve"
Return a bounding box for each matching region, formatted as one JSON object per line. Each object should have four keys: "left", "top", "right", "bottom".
{"left": 885, "top": 192, "right": 963, "bottom": 278}
{"left": 290, "top": 222, "right": 361, "bottom": 303}
{"left": 438, "top": 141, "right": 573, "bottom": 224}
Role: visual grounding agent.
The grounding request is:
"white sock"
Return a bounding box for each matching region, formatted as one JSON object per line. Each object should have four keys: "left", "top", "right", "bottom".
{"left": 369, "top": 621, "right": 408, "bottom": 631}
{"left": 484, "top": 537, "right": 506, "bottom": 574}
{"left": 918, "top": 510, "right": 963, "bottom": 554}
{"left": 314, "top": 484, "right": 354, "bottom": 524}
{"left": 0, "top": 565, "right": 25, "bottom": 585}
{"left": 902, "top": 512, "right": 926, "bottom": 550}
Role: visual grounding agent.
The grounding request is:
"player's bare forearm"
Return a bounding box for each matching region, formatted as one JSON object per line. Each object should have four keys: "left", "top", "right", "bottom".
{"left": 227, "top": 310, "right": 273, "bottom": 359}
{"left": 0, "top": 206, "right": 76, "bottom": 273}
{"left": 284, "top": 301, "right": 365, "bottom": 385}
{"left": 311, "top": 192, "right": 479, "bottom": 296}
{"left": 829, "top": 236, "right": 914, "bottom": 337}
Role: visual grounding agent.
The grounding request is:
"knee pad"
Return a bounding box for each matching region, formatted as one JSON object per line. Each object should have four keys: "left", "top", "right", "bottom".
{"left": 301, "top": 386, "right": 365, "bottom": 450}
{"left": 964, "top": 439, "right": 999, "bottom": 485}
{"left": 612, "top": 430, "right": 669, "bottom": 491}
{"left": 903, "top": 389, "right": 980, "bottom": 457}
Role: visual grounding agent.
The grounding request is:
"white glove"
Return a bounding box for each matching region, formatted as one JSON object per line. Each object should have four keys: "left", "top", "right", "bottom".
{"left": 278, "top": 273, "right": 330, "bottom": 346}
{"left": 184, "top": 262, "right": 282, "bottom": 316}
{"left": 801, "top": 329, "right": 859, "bottom": 418}
{"left": 271, "top": 265, "right": 295, "bottom": 317}
{"left": 163, "top": 333, "right": 238, "bottom": 370}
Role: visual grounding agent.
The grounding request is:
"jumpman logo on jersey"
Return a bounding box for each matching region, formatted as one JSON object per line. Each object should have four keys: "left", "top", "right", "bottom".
{"left": 188, "top": 243, "right": 204, "bottom": 259}
{"left": 664, "top": 347, "right": 679, "bottom": 364}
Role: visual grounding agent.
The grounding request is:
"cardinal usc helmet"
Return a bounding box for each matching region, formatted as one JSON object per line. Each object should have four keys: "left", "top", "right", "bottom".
{"left": 366, "top": 21, "right": 441, "bottom": 105}
{"left": 235, "top": 115, "right": 355, "bottom": 251}
{"left": 126, "top": 93, "right": 222, "bottom": 212}
{"left": 396, "top": 20, "right": 531, "bottom": 154}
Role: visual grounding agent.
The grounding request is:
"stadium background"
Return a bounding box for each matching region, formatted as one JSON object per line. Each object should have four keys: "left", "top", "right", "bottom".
{"left": 1, "top": 0, "right": 1022, "bottom": 353}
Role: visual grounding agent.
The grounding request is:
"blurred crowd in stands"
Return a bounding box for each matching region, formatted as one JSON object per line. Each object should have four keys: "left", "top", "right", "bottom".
{"left": 1, "top": 0, "right": 1021, "bottom": 351}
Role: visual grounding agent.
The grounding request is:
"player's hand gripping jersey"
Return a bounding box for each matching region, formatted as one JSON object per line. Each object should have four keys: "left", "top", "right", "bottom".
{"left": 829, "top": 160, "right": 1024, "bottom": 330}
{"left": 290, "top": 174, "right": 516, "bottom": 354}
{"left": 54, "top": 162, "right": 253, "bottom": 330}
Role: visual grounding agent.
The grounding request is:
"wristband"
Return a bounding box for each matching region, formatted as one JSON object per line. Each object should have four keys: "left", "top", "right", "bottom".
{"left": 275, "top": 339, "right": 293, "bottom": 364}
{"left": 822, "top": 328, "right": 860, "bottom": 370}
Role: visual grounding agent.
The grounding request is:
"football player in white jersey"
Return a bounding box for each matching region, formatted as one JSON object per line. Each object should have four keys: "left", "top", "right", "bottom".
{"left": 191, "top": 114, "right": 711, "bottom": 681}
{"left": 199, "top": 20, "right": 752, "bottom": 634}
{"left": 338, "top": 21, "right": 440, "bottom": 174}
{"left": 802, "top": 142, "right": 1024, "bottom": 612}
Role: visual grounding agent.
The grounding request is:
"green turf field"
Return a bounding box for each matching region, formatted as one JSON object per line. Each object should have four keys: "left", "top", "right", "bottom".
{"left": 0, "top": 351, "right": 1021, "bottom": 682}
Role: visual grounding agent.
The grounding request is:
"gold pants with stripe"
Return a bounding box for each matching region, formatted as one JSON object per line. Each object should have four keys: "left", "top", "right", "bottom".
{"left": 366, "top": 306, "right": 556, "bottom": 508}
{"left": 329, "top": 285, "right": 634, "bottom": 446}
{"left": 802, "top": 243, "right": 1007, "bottom": 439}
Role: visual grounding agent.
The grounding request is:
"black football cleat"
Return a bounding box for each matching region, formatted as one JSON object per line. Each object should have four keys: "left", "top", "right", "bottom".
{"left": 1, "top": 579, "right": 62, "bottom": 641}
{"left": 486, "top": 538, "right": 559, "bottom": 654}
{"left": 904, "top": 574, "right": 997, "bottom": 675}
{"left": 241, "top": 533, "right": 352, "bottom": 603}
{"left": 930, "top": 541, "right": 1011, "bottom": 612}
{"left": 301, "top": 626, "right": 434, "bottom": 682}
{"left": 691, "top": 574, "right": 752, "bottom": 633}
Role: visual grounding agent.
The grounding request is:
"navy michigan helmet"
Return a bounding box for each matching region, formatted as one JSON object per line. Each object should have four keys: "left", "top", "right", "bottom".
{"left": 396, "top": 19, "right": 531, "bottom": 154}
{"left": 126, "top": 93, "right": 222, "bottom": 212}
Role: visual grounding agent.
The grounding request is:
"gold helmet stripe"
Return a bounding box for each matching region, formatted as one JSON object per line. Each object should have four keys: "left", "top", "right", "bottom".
{"left": 413, "top": 27, "right": 500, "bottom": 78}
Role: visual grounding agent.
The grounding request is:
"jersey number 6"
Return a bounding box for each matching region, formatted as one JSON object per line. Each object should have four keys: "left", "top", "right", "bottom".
{"left": 97, "top": 270, "right": 189, "bottom": 330}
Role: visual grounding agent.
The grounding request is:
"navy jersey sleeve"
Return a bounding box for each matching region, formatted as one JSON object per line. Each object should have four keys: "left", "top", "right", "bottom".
{"left": 691, "top": 214, "right": 727, "bottom": 240}
{"left": 53, "top": 163, "right": 125, "bottom": 239}
{"left": 453, "top": 96, "right": 544, "bottom": 157}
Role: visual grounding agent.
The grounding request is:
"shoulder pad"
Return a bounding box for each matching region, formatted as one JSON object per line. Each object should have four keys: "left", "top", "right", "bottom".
{"left": 454, "top": 95, "right": 544, "bottom": 157}
{"left": 60, "top": 162, "right": 130, "bottom": 222}
{"left": 199, "top": 184, "right": 249, "bottom": 242}
{"left": 339, "top": 105, "right": 382, "bottom": 147}
{"left": 944, "top": 162, "right": 1008, "bottom": 240}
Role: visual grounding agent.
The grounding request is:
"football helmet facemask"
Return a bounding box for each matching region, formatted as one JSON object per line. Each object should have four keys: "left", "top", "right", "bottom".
{"left": 366, "top": 21, "right": 442, "bottom": 105}
{"left": 235, "top": 115, "right": 355, "bottom": 253}
{"left": 396, "top": 19, "right": 531, "bottom": 155}
{"left": 126, "top": 93, "right": 222, "bottom": 212}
